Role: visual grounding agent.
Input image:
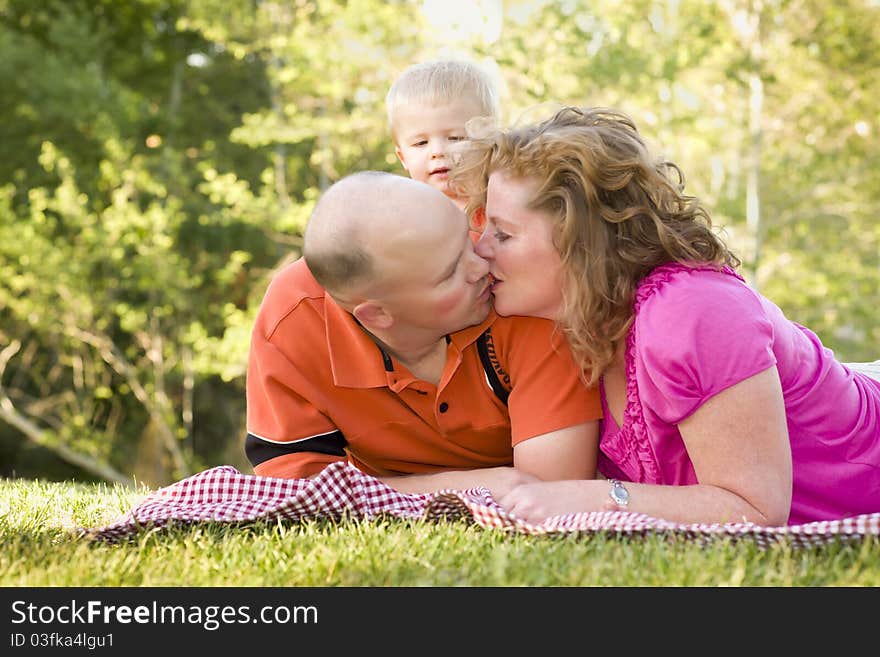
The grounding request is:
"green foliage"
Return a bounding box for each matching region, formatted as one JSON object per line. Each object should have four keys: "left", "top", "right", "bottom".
{"left": 493, "top": 0, "right": 879, "bottom": 360}
{"left": 1, "top": 0, "right": 877, "bottom": 483}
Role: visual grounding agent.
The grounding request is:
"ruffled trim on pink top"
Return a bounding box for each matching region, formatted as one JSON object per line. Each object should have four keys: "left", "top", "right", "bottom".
{"left": 597, "top": 262, "right": 744, "bottom": 484}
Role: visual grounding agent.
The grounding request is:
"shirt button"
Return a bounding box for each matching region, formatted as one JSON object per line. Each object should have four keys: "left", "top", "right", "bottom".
{"left": 439, "top": 402, "right": 449, "bottom": 413}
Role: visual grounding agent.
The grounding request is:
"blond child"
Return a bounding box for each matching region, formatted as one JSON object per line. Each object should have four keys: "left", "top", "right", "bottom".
{"left": 386, "top": 59, "right": 500, "bottom": 211}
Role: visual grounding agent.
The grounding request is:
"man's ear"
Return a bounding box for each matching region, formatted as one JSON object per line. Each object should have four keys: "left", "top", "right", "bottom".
{"left": 395, "top": 145, "right": 408, "bottom": 171}
{"left": 353, "top": 300, "right": 394, "bottom": 331}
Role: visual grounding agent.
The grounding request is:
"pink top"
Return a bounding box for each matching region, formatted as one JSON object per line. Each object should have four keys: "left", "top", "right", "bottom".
{"left": 597, "top": 263, "right": 880, "bottom": 524}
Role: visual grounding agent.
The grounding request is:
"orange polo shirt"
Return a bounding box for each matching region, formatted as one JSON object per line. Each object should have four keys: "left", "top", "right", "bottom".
{"left": 245, "top": 258, "right": 602, "bottom": 479}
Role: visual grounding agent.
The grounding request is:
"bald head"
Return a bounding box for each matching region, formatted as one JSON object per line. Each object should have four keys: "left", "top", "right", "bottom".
{"left": 304, "top": 171, "right": 459, "bottom": 299}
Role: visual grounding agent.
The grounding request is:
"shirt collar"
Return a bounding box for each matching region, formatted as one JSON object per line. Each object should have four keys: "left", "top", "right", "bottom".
{"left": 324, "top": 294, "right": 498, "bottom": 389}
{"left": 448, "top": 310, "right": 497, "bottom": 352}
{"left": 324, "top": 294, "right": 390, "bottom": 388}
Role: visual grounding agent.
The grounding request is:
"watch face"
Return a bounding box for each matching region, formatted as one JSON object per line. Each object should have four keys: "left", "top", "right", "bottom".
{"left": 611, "top": 481, "right": 629, "bottom": 505}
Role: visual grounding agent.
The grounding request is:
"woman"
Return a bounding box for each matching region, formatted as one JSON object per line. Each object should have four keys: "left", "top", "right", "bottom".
{"left": 451, "top": 106, "right": 880, "bottom": 526}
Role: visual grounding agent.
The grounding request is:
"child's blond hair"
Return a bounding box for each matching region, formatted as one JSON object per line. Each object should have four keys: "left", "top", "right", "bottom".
{"left": 385, "top": 59, "right": 500, "bottom": 139}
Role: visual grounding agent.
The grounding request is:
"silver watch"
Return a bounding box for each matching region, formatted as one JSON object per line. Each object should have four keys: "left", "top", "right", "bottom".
{"left": 609, "top": 479, "right": 630, "bottom": 508}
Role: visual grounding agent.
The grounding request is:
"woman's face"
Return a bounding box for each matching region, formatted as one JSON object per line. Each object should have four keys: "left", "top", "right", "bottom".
{"left": 475, "top": 170, "right": 564, "bottom": 320}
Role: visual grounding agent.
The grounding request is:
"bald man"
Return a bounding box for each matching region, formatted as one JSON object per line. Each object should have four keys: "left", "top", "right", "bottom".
{"left": 245, "top": 172, "right": 602, "bottom": 496}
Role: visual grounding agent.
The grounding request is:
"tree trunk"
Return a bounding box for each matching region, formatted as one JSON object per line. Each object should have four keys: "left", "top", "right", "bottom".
{"left": 0, "top": 340, "right": 135, "bottom": 487}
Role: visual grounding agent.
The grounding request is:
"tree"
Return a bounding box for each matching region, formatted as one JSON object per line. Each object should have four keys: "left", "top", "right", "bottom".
{"left": 1, "top": 0, "right": 876, "bottom": 485}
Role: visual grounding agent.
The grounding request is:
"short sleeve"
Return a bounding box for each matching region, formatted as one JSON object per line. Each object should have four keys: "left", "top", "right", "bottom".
{"left": 634, "top": 271, "right": 777, "bottom": 424}
{"left": 496, "top": 316, "right": 603, "bottom": 444}
{"left": 245, "top": 312, "right": 347, "bottom": 479}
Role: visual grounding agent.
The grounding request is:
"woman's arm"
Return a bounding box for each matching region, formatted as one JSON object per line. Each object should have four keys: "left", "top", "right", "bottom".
{"left": 500, "top": 366, "right": 793, "bottom": 526}
{"left": 676, "top": 364, "right": 792, "bottom": 524}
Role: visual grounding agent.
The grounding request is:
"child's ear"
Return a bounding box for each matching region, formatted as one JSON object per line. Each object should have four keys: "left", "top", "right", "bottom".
{"left": 395, "top": 146, "right": 408, "bottom": 171}
{"left": 353, "top": 300, "right": 394, "bottom": 331}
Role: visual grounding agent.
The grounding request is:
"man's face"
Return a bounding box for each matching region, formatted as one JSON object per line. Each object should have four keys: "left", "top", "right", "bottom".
{"left": 394, "top": 98, "right": 485, "bottom": 204}
{"left": 377, "top": 195, "right": 493, "bottom": 334}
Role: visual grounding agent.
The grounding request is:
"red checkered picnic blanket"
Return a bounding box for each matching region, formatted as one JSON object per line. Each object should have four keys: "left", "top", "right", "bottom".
{"left": 85, "top": 462, "right": 880, "bottom": 549}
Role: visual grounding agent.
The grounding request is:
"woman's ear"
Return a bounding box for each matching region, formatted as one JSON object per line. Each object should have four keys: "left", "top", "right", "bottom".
{"left": 353, "top": 300, "right": 394, "bottom": 331}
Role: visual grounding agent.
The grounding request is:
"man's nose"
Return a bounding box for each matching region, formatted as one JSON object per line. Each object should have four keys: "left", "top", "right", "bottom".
{"left": 467, "top": 247, "right": 490, "bottom": 281}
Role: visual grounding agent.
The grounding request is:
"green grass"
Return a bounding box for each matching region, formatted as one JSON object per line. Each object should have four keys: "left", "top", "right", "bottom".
{"left": 2, "top": 477, "right": 878, "bottom": 587}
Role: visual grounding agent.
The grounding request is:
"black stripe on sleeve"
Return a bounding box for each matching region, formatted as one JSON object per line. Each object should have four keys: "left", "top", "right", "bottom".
{"left": 245, "top": 431, "right": 347, "bottom": 467}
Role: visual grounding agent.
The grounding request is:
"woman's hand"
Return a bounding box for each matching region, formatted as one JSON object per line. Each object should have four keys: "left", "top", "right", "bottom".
{"left": 499, "top": 480, "right": 606, "bottom": 524}
{"left": 498, "top": 367, "right": 795, "bottom": 527}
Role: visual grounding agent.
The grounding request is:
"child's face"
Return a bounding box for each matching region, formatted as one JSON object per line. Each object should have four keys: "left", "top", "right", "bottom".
{"left": 394, "top": 98, "right": 486, "bottom": 205}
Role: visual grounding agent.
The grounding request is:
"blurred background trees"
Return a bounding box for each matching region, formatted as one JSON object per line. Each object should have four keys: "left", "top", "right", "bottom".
{"left": 1, "top": 0, "right": 877, "bottom": 486}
